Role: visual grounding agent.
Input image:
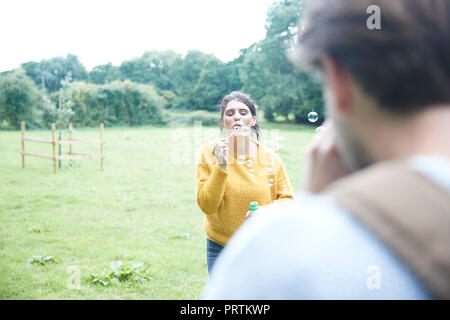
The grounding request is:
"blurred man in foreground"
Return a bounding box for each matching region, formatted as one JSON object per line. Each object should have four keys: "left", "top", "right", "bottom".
{"left": 202, "top": 0, "right": 450, "bottom": 299}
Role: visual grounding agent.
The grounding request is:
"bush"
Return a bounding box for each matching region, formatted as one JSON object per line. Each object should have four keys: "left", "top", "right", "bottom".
{"left": 66, "top": 80, "right": 167, "bottom": 127}
{"left": 0, "top": 69, "right": 43, "bottom": 129}
{"left": 186, "top": 110, "right": 220, "bottom": 126}
{"left": 158, "top": 90, "right": 177, "bottom": 109}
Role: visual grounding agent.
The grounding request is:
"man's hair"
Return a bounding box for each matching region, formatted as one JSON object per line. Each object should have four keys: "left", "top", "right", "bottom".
{"left": 292, "top": 0, "right": 450, "bottom": 113}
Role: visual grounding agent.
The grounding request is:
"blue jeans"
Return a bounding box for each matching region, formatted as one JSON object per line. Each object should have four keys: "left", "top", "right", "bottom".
{"left": 207, "top": 238, "right": 224, "bottom": 275}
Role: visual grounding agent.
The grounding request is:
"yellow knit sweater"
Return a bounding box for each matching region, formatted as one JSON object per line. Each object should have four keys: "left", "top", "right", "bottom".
{"left": 196, "top": 139, "right": 295, "bottom": 246}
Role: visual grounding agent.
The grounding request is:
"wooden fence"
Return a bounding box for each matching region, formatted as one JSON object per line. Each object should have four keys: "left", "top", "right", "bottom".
{"left": 21, "top": 121, "right": 105, "bottom": 173}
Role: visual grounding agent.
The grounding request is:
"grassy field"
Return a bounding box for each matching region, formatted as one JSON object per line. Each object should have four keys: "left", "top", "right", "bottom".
{"left": 0, "top": 123, "right": 315, "bottom": 299}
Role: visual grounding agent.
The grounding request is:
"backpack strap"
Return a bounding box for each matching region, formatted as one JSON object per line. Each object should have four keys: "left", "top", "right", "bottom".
{"left": 323, "top": 161, "right": 450, "bottom": 299}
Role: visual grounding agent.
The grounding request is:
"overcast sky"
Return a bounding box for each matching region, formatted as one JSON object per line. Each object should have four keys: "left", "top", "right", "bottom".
{"left": 0, "top": 0, "right": 276, "bottom": 72}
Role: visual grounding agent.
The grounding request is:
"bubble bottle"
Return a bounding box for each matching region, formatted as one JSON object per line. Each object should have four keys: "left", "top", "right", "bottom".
{"left": 245, "top": 201, "right": 259, "bottom": 218}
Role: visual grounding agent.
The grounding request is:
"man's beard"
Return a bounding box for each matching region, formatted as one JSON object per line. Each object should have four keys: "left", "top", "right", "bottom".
{"left": 324, "top": 86, "right": 374, "bottom": 172}
{"left": 334, "top": 119, "right": 374, "bottom": 172}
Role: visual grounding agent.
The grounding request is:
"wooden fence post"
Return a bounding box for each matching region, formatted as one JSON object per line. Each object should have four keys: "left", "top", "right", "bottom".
{"left": 100, "top": 123, "right": 104, "bottom": 171}
{"left": 69, "top": 122, "right": 73, "bottom": 155}
{"left": 51, "top": 123, "right": 57, "bottom": 173}
{"left": 21, "top": 121, "right": 25, "bottom": 168}
{"left": 20, "top": 122, "right": 104, "bottom": 173}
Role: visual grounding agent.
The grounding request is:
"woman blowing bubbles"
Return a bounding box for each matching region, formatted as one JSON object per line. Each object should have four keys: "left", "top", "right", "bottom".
{"left": 196, "top": 91, "right": 294, "bottom": 275}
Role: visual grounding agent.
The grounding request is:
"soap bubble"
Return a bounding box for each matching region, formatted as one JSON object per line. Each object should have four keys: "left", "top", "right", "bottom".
{"left": 249, "top": 169, "right": 255, "bottom": 173}
{"left": 237, "top": 155, "right": 246, "bottom": 165}
{"left": 308, "top": 111, "right": 319, "bottom": 123}
{"left": 246, "top": 159, "right": 252, "bottom": 167}
{"left": 269, "top": 178, "right": 274, "bottom": 183}
{"left": 315, "top": 126, "right": 324, "bottom": 133}
{"left": 268, "top": 183, "right": 274, "bottom": 187}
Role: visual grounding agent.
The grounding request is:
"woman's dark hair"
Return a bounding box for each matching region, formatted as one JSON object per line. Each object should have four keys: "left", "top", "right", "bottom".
{"left": 219, "top": 91, "right": 261, "bottom": 140}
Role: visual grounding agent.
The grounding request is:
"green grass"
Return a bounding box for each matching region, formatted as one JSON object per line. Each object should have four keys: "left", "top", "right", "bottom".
{"left": 0, "top": 123, "right": 315, "bottom": 299}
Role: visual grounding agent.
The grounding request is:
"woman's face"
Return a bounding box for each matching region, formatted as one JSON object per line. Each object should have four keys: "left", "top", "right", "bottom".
{"left": 222, "top": 100, "right": 255, "bottom": 135}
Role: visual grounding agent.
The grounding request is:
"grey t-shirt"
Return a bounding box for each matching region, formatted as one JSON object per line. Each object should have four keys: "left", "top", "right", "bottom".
{"left": 202, "top": 155, "right": 450, "bottom": 299}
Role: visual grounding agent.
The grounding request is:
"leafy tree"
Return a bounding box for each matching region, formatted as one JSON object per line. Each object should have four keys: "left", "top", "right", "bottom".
{"left": 42, "top": 72, "right": 75, "bottom": 130}
{"left": 169, "top": 51, "right": 242, "bottom": 110}
{"left": 88, "top": 63, "right": 120, "bottom": 84}
{"left": 158, "top": 90, "right": 177, "bottom": 109}
{"left": 119, "top": 50, "right": 181, "bottom": 91}
{"left": 293, "top": 73, "right": 324, "bottom": 123}
{"left": 191, "top": 57, "right": 229, "bottom": 111}
{"left": 41, "top": 73, "right": 75, "bottom": 167}
{"left": 168, "top": 50, "right": 213, "bottom": 109}
{"left": 239, "top": 0, "right": 324, "bottom": 123}
{"left": 21, "top": 54, "right": 88, "bottom": 93}
{"left": 224, "top": 59, "right": 243, "bottom": 94}
{"left": 0, "top": 69, "right": 43, "bottom": 128}
{"left": 65, "top": 54, "right": 88, "bottom": 82}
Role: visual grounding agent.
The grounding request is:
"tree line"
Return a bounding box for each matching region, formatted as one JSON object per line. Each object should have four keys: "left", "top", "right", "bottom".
{"left": 0, "top": 0, "right": 323, "bottom": 129}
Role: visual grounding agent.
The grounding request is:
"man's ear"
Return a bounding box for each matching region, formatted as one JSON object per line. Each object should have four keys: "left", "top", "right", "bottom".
{"left": 322, "top": 55, "right": 352, "bottom": 114}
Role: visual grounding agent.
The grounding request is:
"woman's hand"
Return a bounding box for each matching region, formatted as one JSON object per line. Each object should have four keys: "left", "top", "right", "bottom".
{"left": 212, "top": 138, "right": 229, "bottom": 170}
{"left": 301, "top": 121, "right": 350, "bottom": 193}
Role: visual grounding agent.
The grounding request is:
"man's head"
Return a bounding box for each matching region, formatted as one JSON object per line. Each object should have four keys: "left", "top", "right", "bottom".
{"left": 292, "top": 0, "right": 450, "bottom": 170}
